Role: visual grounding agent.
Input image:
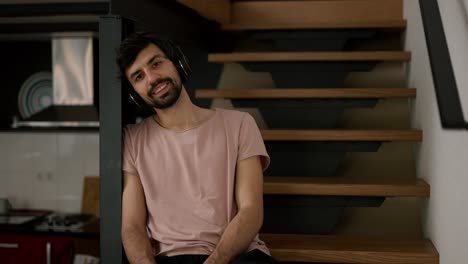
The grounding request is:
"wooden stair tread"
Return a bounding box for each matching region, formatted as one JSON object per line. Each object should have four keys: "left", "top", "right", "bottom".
{"left": 230, "top": 1, "right": 403, "bottom": 31}
{"left": 264, "top": 177, "right": 430, "bottom": 197}
{"left": 176, "top": 0, "right": 230, "bottom": 24}
{"left": 261, "top": 234, "right": 439, "bottom": 264}
{"left": 208, "top": 51, "right": 411, "bottom": 62}
{"left": 223, "top": 20, "right": 406, "bottom": 30}
{"left": 196, "top": 88, "right": 416, "bottom": 99}
{"left": 261, "top": 130, "right": 422, "bottom": 141}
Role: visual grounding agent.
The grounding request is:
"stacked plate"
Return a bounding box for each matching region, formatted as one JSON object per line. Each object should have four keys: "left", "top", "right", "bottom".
{"left": 17, "top": 71, "right": 53, "bottom": 119}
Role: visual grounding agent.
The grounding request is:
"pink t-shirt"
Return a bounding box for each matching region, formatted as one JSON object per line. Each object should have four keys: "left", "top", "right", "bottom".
{"left": 122, "top": 108, "right": 271, "bottom": 256}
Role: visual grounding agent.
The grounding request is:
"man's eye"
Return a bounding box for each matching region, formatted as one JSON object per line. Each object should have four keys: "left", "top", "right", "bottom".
{"left": 152, "top": 60, "right": 163, "bottom": 68}
{"left": 134, "top": 74, "right": 143, "bottom": 82}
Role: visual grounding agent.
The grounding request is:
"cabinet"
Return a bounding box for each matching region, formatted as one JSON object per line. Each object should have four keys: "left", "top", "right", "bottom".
{"left": 0, "top": 234, "right": 74, "bottom": 264}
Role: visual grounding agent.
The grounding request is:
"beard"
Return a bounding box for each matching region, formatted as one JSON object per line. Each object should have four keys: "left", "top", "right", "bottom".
{"left": 147, "top": 78, "right": 182, "bottom": 110}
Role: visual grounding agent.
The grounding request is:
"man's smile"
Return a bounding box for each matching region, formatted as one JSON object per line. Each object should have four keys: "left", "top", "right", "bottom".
{"left": 150, "top": 80, "right": 172, "bottom": 98}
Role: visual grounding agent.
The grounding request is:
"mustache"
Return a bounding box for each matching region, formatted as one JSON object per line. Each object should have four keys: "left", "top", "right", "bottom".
{"left": 148, "top": 78, "right": 174, "bottom": 96}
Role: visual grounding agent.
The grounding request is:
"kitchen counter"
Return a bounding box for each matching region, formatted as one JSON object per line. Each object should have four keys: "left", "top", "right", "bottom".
{"left": 0, "top": 210, "right": 99, "bottom": 238}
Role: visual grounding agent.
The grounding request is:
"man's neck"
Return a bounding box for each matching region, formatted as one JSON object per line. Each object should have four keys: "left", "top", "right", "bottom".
{"left": 153, "top": 88, "right": 212, "bottom": 132}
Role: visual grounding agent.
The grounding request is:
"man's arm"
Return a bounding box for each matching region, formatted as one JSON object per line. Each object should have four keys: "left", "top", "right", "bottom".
{"left": 204, "top": 156, "right": 265, "bottom": 264}
{"left": 122, "top": 171, "right": 156, "bottom": 264}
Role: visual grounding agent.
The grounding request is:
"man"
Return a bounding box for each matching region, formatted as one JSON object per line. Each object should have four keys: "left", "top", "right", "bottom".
{"left": 117, "top": 32, "right": 276, "bottom": 264}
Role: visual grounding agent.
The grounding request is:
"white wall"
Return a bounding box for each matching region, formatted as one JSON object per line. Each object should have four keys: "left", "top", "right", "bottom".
{"left": 0, "top": 132, "right": 99, "bottom": 213}
{"left": 404, "top": 1, "right": 468, "bottom": 263}
{"left": 0, "top": 0, "right": 103, "bottom": 212}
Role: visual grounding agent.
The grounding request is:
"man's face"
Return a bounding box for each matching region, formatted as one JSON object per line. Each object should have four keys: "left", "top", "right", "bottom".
{"left": 126, "top": 44, "right": 182, "bottom": 109}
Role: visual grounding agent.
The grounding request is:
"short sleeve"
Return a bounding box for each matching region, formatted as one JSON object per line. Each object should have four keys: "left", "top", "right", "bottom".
{"left": 237, "top": 113, "right": 270, "bottom": 171}
{"left": 122, "top": 126, "right": 138, "bottom": 175}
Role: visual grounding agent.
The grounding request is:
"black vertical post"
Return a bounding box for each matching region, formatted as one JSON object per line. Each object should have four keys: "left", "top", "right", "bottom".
{"left": 99, "top": 15, "right": 124, "bottom": 264}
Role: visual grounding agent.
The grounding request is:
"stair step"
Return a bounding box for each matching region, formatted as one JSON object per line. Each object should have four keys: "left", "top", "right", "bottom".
{"left": 261, "top": 234, "right": 439, "bottom": 264}
{"left": 261, "top": 130, "right": 422, "bottom": 141}
{"left": 208, "top": 51, "right": 411, "bottom": 62}
{"left": 264, "top": 177, "right": 430, "bottom": 197}
{"left": 223, "top": 20, "right": 406, "bottom": 31}
{"left": 230, "top": 0, "right": 403, "bottom": 29}
{"left": 196, "top": 88, "right": 416, "bottom": 99}
{"left": 176, "top": 0, "right": 230, "bottom": 24}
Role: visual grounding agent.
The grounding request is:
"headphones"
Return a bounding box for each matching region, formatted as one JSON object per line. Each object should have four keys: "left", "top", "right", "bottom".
{"left": 127, "top": 39, "right": 192, "bottom": 111}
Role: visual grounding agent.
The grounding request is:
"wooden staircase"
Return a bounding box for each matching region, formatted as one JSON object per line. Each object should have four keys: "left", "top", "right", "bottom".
{"left": 179, "top": 0, "right": 439, "bottom": 263}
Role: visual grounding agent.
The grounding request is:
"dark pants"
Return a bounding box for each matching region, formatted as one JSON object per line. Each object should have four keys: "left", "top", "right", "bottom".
{"left": 155, "top": 249, "right": 277, "bottom": 264}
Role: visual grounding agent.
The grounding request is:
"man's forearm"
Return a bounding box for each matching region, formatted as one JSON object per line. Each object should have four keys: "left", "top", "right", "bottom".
{"left": 122, "top": 226, "right": 156, "bottom": 264}
{"left": 205, "top": 207, "right": 263, "bottom": 264}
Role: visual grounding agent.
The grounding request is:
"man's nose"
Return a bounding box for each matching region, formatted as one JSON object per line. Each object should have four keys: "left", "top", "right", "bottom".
{"left": 146, "top": 70, "right": 161, "bottom": 87}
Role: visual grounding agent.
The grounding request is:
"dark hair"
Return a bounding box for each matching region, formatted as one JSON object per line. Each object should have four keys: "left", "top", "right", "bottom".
{"left": 116, "top": 32, "right": 177, "bottom": 81}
